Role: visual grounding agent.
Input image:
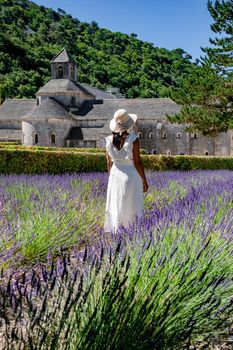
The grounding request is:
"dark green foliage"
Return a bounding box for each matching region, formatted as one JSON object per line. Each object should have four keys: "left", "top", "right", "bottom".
{"left": 170, "top": 0, "right": 233, "bottom": 135}
{"left": 0, "top": 0, "right": 196, "bottom": 100}
{"left": 203, "top": 0, "right": 233, "bottom": 74}
{"left": 169, "top": 65, "right": 233, "bottom": 135}
{"left": 0, "top": 149, "right": 107, "bottom": 174}
{"left": 143, "top": 154, "right": 233, "bottom": 171}
{"left": 1, "top": 148, "right": 233, "bottom": 174}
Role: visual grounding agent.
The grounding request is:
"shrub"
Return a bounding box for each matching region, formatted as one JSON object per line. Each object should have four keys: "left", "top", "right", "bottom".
{"left": 0, "top": 144, "right": 106, "bottom": 153}
{"left": 1, "top": 148, "right": 233, "bottom": 174}
{"left": 0, "top": 171, "right": 233, "bottom": 348}
{"left": 143, "top": 155, "right": 233, "bottom": 171}
{"left": 0, "top": 149, "right": 107, "bottom": 174}
{"left": 0, "top": 142, "right": 19, "bottom": 145}
{"left": 1, "top": 227, "right": 232, "bottom": 350}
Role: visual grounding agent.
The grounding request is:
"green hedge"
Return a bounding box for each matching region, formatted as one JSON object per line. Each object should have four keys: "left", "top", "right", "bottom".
{"left": 142, "top": 155, "right": 233, "bottom": 171}
{"left": 0, "top": 144, "right": 106, "bottom": 153}
{"left": 0, "top": 149, "right": 107, "bottom": 174}
{"left": 0, "top": 144, "right": 147, "bottom": 154}
{"left": 0, "top": 142, "right": 19, "bottom": 146}
{"left": 1, "top": 149, "right": 233, "bottom": 174}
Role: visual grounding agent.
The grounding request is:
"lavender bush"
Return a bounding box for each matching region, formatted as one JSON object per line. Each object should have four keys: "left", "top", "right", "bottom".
{"left": 0, "top": 173, "right": 106, "bottom": 267}
{"left": 0, "top": 170, "right": 232, "bottom": 349}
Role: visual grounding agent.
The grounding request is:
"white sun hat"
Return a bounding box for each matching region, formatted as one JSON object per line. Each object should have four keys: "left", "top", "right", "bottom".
{"left": 109, "top": 109, "right": 137, "bottom": 133}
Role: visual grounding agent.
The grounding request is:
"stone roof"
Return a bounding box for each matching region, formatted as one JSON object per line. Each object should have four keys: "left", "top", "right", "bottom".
{"left": 51, "top": 48, "right": 76, "bottom": 64}
{"left": 67, "top": 127, "right": 103, "bottom": 140}
{"left": 0, "top": 129, "right": 22, "bottom": 140}
{"left": 36, "top": 79, "right": 94, "bottom": 97}
{"left": 0, "top": 99, "right": 36, "bottom": 120}
{"left": 81, "top": 83, "right": 119, "bottom": 100}
{"left": 22, "top": 97, "right": 75, "bottom": 121}
{"left": 81, "top": 127, "right": 103, "bottom": 140}
{"left": 76, "top": 98, "right": 181, "bottom": 121}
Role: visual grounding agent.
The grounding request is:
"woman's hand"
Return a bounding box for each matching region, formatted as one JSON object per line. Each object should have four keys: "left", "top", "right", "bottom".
{"left": 133, "top": 139, "right": 149, "bottom": 193}
{"left": 143, "top": 179, "right": 149, "bottom": 193}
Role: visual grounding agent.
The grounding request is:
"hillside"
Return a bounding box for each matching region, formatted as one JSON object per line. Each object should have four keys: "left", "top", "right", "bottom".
{"left": 0, "top": 0, "right": 197, "bottom": 100}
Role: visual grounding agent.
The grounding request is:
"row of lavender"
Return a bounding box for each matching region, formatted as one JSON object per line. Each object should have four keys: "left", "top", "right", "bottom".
{"left": 0, "top": 171, "right": 232, "bottom": 349}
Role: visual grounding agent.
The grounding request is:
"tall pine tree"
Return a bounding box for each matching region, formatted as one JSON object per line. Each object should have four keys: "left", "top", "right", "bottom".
{"left": 169, "top": 0, "right": 233, "bottom": 135}
{"left": 203, "top": 0, "right": 233, "bottom": 75}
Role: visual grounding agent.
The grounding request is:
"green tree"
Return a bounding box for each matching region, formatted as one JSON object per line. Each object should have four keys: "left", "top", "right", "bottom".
{"left": 203, "top": 0, "right": 233, "bottom": 75}
{"left": 0, "top": 0, "right": 196, "bottom": 100}
{"left": 169, "top": 65, "right": 233, "bottom": 135}
{"left": 169, "top": 0, "right": 233, "bottom": 135}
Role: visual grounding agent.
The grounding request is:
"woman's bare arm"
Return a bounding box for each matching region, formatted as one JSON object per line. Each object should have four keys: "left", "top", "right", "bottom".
{"left": 133, "top": 138, "right": 149, "bottom": 192}
{"left": 106, "top": 152, "right": 113, "bottom": 173}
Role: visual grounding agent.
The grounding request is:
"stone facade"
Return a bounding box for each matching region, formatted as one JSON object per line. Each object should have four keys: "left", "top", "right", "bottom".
{"left": 0, "top": 48, "right": 232, "bottom": 156}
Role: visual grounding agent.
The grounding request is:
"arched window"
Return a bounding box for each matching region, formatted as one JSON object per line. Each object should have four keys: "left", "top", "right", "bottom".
{"left": 34, "top": 133, "right": 38, "bottom": 144}
{"left": 57, "top": 65, "right": 64, "bottom": 78}
{"left": 51, "top": 134, "right": 56, "bottom": 144}
{"left": 176, "top": 132, "right": 181, "bottom": 139}
{"left": 162, "top": 132, "right": 167, "bottom": 139}
{"left": 191, "top": 132, "right": 199, "bottom": 139}
{"left": 151, "top": 149, "right": 156, "bottom": 154}
{"left": 166, "top": 150, "right": 171, "bottom": 155}
{"left": 70, "top": 65, "right": 75, "bottom": 80}
{"left": 149, "top": 132, "right": 154, "bottom": 139}
{"left": 36, "top": 96, "right": 42, "bottom": 105}
{"left": 138, "top": 132, "right": 142, "bottom": 140}
{"left": 205, "top": 151, "right": 209, "bottom": 156}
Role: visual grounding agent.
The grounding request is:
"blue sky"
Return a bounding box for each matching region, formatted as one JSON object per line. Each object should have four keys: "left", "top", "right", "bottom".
{"left": 32, "top": 0, "right": 214, "bottom": 60}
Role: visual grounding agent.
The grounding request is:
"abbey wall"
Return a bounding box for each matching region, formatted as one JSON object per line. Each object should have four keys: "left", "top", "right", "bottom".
{"left": 0, "top": 49, "right": 232, "bottom": 156}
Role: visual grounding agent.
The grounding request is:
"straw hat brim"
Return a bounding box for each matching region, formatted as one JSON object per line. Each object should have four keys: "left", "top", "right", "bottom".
{"left": 109, "top": 113, "right": 137, "bottom": 132}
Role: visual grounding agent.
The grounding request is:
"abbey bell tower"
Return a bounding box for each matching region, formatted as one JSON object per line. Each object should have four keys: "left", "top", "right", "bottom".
{"left": 51, "top": 48, "right": 77, "bottom": 81}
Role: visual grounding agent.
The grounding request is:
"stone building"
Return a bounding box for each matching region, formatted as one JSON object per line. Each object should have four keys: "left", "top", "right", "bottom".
{"left": 0, "top": 48, "right": 232, "bottom": 156}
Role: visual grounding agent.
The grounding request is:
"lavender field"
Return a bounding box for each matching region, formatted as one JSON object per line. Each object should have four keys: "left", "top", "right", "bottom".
{"left": 0, "top": 170, "right": 233, "bottom": 349}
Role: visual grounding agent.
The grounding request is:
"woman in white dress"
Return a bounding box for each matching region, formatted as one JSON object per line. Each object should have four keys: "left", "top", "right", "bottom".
{"left": 104, "top": 109, "right": 149, "bottom": 232}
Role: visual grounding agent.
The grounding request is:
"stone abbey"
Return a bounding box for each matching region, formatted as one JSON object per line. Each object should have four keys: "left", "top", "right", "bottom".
{"left": 0, "top": 48, "right": 232, "bottom": 156}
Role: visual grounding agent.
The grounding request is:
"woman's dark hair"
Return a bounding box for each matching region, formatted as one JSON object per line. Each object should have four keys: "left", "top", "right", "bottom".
{"left": 113, "top": 131, "right": 128, "bottom": 149}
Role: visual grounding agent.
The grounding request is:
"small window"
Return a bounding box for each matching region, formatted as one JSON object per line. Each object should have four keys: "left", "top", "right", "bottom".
{"left": 138, "top": 132, "right": 142, "bottom": 140}
{"left": 162, "top": 132, "right": 167, "bottom": 139}
{"left": 51, "top": 134, "right": 56, "bottom": 144}
{"left": 70, "top": 65, "right": 75, "bottom": 80}
{"left": 149, "top": 132, "right": 154, "bottom": 139}
{"left": 34, "top": 133, "right": 38, "bottom": 144}
{"left": 166, "top": 150, "right": 171, "bottom": 155}
{"left": 151, "top": 149, "right": 156, "bottom": 154}
{"left": 176, "top": 132, "right": 181, "bottom": 139}
{"left": 36, "top": 96, "right": 42, "bottom": 105}
{"left": 191, "top": 132, "right": 199, "bottom": 139}
{"left": 205, "top": 151, "right": 209, "bottom": 155}
{"left": 57, "top": 65, "right": 64, "bottom": 78}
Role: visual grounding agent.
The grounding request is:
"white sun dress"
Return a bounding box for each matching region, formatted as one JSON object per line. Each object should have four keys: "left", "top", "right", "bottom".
{"left": 104, "top": 133, "right": 143, "bottom": 232}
